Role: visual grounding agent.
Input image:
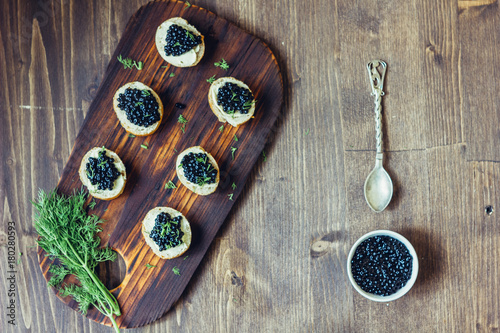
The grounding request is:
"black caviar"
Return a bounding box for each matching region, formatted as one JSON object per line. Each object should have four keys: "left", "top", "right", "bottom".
{"left": 164, "top": 24, "right": 202, "bottom": 56}
{"left": 86, "top": 148, "right": 121, "bottom": 191}
{"left": 351, "top": 235, "right": 412, "bottom": 296}
{"left": 180, "top": 152, "right": 217, "bottom": 186}
{"left": 149, "top": 212, "right": 184, "bottom": 251}
{"left": 216, "top": 82, "right": 254, "bottom": 115}
{"left": 117, "top": 88, "right": 160, "bottom": 127}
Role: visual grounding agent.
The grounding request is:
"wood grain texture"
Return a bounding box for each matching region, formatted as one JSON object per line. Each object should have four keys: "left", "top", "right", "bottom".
{"left": 1, "top": 0, "right": 500, "bottom": 332}
{"left": 35, "top": 0, "right": 282, "bottom": 328}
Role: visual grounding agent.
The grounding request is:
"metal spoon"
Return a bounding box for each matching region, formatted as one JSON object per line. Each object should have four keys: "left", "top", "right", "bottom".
{"left": 364, "top": 60, "right": 393, "bottom": 212}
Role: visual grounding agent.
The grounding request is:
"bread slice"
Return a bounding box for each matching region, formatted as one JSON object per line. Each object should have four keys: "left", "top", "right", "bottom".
{"left": 79, "top": 147, "right": 127, "bottom": 200}
{"left": 176, "top": 146, "right": 219, "bottom": 195}
{"left": 142, "top": 207, "right": 192, "bottom": 259}
{"left": 112, "top": 81, "right": 163, "bottom": 136}
{"left": 208, "top": 77, "right": 256, "bottom": 127}
{"left": 155, "top": 17, "right": 205, "bottom": 68}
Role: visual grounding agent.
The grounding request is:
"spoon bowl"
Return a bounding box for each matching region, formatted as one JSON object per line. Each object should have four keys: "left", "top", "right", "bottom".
{"left": 364, "top": 161, "right": 393, "bottom": 212}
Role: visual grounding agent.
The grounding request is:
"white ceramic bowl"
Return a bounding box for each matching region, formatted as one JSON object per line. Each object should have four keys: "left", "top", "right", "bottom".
{"left": 347, "top": 230, "right": 419, "bottom": 302}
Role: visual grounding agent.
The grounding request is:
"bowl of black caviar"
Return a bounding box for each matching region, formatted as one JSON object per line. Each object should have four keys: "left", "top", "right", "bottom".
{"left": 347, "top": 230, "right": 419, "bottom": 302}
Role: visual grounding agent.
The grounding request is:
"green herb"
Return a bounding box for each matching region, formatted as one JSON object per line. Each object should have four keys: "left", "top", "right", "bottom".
{"left": 135, "top": 102, "right": 143, "bottom": 107}
{"left": 98, "top": 159, "right": 106, "bottom": 168}
{"left": 232, "top": 183, "right": 237, "bottom": 190}
{"left": 172, "top": 266, "right": 181, "bottom": 275}
{"left": 89, "top": 200, "right": 97, "bottom": 209}
{"left": 233, "top": 135, "right": 238, "bottom": 142}
{"left": 173, "top": 148, "right": 178, "bottom": 153}
{"left": 33, "top": 189, "right": 121, "bottom": 332}
{"left": 161, "top": 65, "right": 168, "bottom": 68}
{"left": 117, "top": 54, "right": 143, "bottom": 70}
{"left": 141, "top": 144, "right": 148, "bottom": 149}
{"left": 228, "top": 193, "right": 234, "bottom": 201}
{"left": 145, "top": 264, "right": 156, "bottom": 269}
{"left": 231, "top": 91, "right": 237, "bottom": 101}
{"left": 165, "top": 181, "right": 177, "bottom": 189}
{"left": 231, "top": 147, "right": 237, "bottom": 160}
{"left": 174, "top": 41, "right": 182, "bottom": 47}
{"left": 86, "top": 166, "right": 95, "bottom": 179}
{"left": 207, "top": 75, "right": 216, "bottom": 84}
{"left": 128, "top": 134, "right": 136, "bottom": 138}
{"left": 169, "top": 72, "right": 176, "bottom": 77}
{"left": 17, "top": 252, "right": 22, "bottom": 265}
{"left": 305, "top": 128, "right": 310, "bottom": 135}
{"left": 262, "top": 151, "right": 267, "bottom": 162}
{"left": 142, "top": 90, "right": 151, "bottom": 97}
{"left": 195, "top": 155, "right": 208, "bottom": 164}
{"left": 186, "top": 31, "right": 195, "bottom": 41}
{"left": 183, "top": 1, "right": 192, "bottom": 10}
{"left": 104, "top": 209, "right": 108, "bottom": 211}
{"left": 219, "top": 125, "right": 224, "bottom": 132}
{"left": 178, "top": 163, "right": 183, "bottom": 169}
{"left": 183, "top": 255, "right": 189, "bottom": 260}
{"left": 178, "top": 114, "right": 188, "bottom": 133}
{"left": 226, "top": 110, "right": 235, "bottom": 117}
{"left": 197, "top": 175, "right": 212, "bottom": 187}
{"left": 214, "top": 58, "right": 229, "bottom": 70}
{"left": 243, "top": 99, "right": 256, "bottom": 110}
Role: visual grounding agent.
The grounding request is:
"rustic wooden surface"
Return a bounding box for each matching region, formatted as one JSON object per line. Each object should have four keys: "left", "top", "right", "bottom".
{"left": 36, "top": 0, "right": 283, "bottom": 328}
{"left": 1, "top": 0, "right": 500, "bottom": 332}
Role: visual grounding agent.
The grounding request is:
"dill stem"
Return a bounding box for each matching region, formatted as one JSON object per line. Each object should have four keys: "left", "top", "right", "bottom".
{"left": 65, "top": 238, "right": 121, "bottom": 316}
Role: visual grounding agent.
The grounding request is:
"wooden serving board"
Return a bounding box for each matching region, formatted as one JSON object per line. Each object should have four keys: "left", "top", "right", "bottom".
{"left": 37, "top": 0, "right": 283, "bottom": 328}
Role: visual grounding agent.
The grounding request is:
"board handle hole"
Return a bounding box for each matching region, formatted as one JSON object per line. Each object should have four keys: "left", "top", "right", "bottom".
{"left": 95, "top": 250, "right": 126, "bottom": 291}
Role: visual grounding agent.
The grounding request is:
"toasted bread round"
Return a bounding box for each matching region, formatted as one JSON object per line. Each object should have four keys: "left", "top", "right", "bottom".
{"left": 208, "top": 77, "right": 256, "bottom": 127}
{"left": 79, "top": 147, "right": 127, "bottom": 200}
{"left": 113, "top": 81, "right": 163, "bottom": 136}
{"left": 176, "top": 146, "right": 219, "bottom": 195}
{"left": 142, "top": 207, "right": 191, "bottom": 259}
{"left": 155, "top": 17, "right": 205, "bottom": 68}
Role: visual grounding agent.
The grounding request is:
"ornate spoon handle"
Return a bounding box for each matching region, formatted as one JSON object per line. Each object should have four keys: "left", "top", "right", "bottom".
{"left": 367, "top": 60, "right": 387, "bottom": 164}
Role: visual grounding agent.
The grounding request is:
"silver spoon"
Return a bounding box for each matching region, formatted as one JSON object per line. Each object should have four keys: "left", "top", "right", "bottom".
{"left": 364, "top": 60, "right": 393, "bottom": 212}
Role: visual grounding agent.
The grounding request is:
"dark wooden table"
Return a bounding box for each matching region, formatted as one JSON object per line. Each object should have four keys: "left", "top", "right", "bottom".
{"left": 1, "top": 0, "right": 499, "bottom": 332}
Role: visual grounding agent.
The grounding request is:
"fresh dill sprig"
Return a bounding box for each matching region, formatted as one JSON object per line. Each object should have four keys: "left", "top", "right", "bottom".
{"left": 228, "top": 193, "right": 234, "bottom": 201}
{"left": 231, "top": 147, "right": 237, "bottom": 160}
{"left": 232, "top": 183, "right": 237, "bottom": 190}
{"left": 169, "top": 72, "right": 176, "bottom": 77}
{"left": 178, "top": 114, "right": 188, "bottom": 133}
{"left": 165, "top": 181, "right": 177, "bottom": 189}
{"left": 262, "top": 151, "right": 267, "bottom": 162}
{"left": 185, "top": 31, "right": 195, "bottom": 41}
{"left": 207, "top": 75, "right": 216, "bottom": 84}
{"left": 233, "top": 135, "right": 238, "bottom": 142}
{"left": 145, "top": 264, "right": 156, "bottom": 269}
{"left": 196, "top": 175, "right": 212, "bottom": 187}
{"left": 184, "top": 1, "right": 191, "bottom": 10}
{"left": 117, "top": 54, "right": 143, "bottom": 70}
{"left": 214, "top": 58, "right": 229, "bottom": 70}
{"left": 172, "top": 266, "right": 181, "bottom": 275}
{"left": 243, "top": 99, "right": 256, "bottom": 110}
{"left": 219, "top": 125, "right": 224, "bottom": 132}
{"left": 128, "top": 134, "right": 135, "bottom": 138}
{"left": 33, "top": 189, "right": 121, "bottom": 332}
{"left": 141, "top": 143, "right": 148, "bottom": 149}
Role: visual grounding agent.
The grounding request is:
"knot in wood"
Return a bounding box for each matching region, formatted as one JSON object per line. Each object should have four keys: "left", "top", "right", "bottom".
{"left": 310, "top": 240, "right": 332, "bottom": 258}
